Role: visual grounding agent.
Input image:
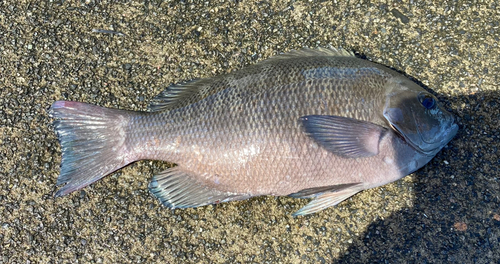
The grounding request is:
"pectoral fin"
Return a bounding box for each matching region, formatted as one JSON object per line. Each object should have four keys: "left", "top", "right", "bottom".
{"left": 291, "top": 183, "right": 364, "bottom": 216}
{"left": 301, "top": 115, "right": 387, "bottom": 158}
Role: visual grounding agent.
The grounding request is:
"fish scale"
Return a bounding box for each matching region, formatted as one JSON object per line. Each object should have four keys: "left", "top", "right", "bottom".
{"left": 50, "top": 48, "right": 458, "bottom": 215}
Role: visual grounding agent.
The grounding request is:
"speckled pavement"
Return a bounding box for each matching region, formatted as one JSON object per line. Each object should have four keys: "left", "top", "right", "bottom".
{"left": 1, "top": 1, "right": 499, "bottom": 263}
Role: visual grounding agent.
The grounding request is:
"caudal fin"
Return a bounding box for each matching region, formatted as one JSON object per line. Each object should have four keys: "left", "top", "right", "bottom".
{"left": 49, "top": 101, "right": 134, "bottom": 197}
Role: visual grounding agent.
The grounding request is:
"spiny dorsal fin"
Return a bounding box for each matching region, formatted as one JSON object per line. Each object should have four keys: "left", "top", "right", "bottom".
{"left": 148, "top": 47, "right": 354, "bottom": 112}
{"left": 265, "top": 47, "right": 354, "bottom": 61}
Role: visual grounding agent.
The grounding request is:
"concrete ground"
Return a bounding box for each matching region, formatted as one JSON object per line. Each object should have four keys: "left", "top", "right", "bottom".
{"left": 1, "top": 0, "right": 499, "bottom": 263}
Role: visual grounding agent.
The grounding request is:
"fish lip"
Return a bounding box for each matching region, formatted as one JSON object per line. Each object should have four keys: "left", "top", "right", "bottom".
{"left": 412, "top": 110, "right": 459, "bottom": 154}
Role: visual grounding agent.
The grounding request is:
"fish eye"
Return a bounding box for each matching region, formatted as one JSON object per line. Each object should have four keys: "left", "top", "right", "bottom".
{"left": 418, "top": 93, "right": 436, "bottom": 109}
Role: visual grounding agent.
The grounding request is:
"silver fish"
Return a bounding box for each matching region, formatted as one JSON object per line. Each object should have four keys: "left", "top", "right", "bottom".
{"left": 50, "top": 48, "right": 458, "bottom": 216}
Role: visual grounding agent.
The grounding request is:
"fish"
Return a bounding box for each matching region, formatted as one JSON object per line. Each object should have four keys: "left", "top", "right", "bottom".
{"left": 49, "top": 48, "right": 458, "bottom": 216}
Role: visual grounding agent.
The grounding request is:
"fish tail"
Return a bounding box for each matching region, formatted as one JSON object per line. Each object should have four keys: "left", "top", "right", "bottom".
{"left": 50, "top": 101, "right": 135, "bottom": 197}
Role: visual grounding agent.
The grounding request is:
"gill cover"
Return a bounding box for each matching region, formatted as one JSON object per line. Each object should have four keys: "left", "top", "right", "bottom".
{"left": 383, "top": 77, "right": 458, "bottom": 156}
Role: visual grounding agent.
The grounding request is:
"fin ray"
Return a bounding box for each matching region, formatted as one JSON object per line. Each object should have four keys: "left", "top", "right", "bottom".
{"left": 292, "top": 183, "right": 364, "bottom": 216}
{"left": 149, "top": 167, "right": 250, "bottom": 209}
{"left": 148, "top": 79, "right": 215, "bottom": 112}
{"left": 301, "top": 115, "right": 387, "bottom": 158}
{"left": 289, "top": 183, "right": 362, "bottom": 198}
{"left": 50, "top": 101, "right": 134, "bottom": 197}
{"left": 266, "top": 47, "right": 353, "bottom": 61}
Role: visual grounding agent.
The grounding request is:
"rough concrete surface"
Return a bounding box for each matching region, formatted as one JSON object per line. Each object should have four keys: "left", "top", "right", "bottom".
{"left": 1, "top": 0, "right": 499, "bottom": 263}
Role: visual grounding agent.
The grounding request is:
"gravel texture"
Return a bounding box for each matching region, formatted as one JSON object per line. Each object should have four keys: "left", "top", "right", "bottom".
{"left": 1, "top": 0, "right": 499, "bottom": 263}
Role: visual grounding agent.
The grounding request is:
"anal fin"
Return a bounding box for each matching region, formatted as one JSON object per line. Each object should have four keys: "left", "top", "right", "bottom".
{"left": 149, "top": 167, "right": 248, "bottom": 209}
{"left": 291, "top": 183, "right": 364, "bottom": 216}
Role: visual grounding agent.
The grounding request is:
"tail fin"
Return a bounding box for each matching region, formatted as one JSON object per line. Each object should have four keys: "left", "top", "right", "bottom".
{"left": 49, "top": 101, "right": 134, "bottom": 197}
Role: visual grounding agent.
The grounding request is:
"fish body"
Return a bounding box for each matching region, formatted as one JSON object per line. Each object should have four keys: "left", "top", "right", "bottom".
{"left": 50, "top": 48, "right": 458, "bottom": 215}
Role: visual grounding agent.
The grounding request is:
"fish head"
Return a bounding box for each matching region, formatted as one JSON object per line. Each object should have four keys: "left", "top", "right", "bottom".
{"left": 382, "top": 76, "right": 458, "bottom": 157}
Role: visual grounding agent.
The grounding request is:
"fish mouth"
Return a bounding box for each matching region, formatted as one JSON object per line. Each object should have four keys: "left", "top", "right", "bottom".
{"left": 388, "top": 122, "right": 458, "bottom": 156}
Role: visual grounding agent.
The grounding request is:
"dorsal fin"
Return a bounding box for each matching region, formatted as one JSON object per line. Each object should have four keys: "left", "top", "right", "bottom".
{"left": 148, "top": 79, "right": 215, "bottom": 112}
{"left": 148, "top": 47, "right": 354, "bottom": 112}
{"left": 265, "top": 47, "right": 354, "bottom": 61}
